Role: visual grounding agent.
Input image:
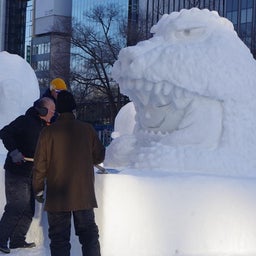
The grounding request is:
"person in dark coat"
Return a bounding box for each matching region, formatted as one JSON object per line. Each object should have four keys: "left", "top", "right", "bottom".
{"left": 33, "top": 91, "right": 105, "bottom": 256}
{"left": 0, "top": 97, "right": 55, "bottom": 254}
{"left": 41, "top": 78, "right": 67, "bottom": 123}
{"left": 42, "top": 78, "right": 67, "bottom": 103}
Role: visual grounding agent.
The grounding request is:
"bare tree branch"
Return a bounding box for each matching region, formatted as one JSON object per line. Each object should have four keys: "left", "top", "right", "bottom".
{"left": 70, "top": 3, "right": 129, "bottom": 124}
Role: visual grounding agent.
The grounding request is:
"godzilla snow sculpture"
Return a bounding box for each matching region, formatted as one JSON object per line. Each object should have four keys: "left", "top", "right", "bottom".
{"left": 0, "top": 51, "right": 39, "bottom": 154}
{"left": 106, "top": 8, "right": 256, "bottom": 177}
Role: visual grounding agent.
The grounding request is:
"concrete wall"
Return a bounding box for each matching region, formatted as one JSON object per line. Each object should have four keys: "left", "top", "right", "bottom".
{"left": 34, "top": 0, "right": 72, "bottom": 35}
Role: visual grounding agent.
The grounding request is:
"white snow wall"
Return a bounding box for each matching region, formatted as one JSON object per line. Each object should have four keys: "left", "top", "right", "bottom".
{"left": 1, "top": 165, "right": 255, "bottom": 256}
{"left": 95, "top": 171, "right": 256, "bottom": 256}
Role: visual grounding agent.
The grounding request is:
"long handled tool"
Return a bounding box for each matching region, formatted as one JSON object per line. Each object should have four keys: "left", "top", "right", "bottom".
{"left": 94, "top": 164, "right": 120, "bottom": 174}
{"left": 24, "top": 157, "right": 119, "bottom": 174}
{"left": 24, "top": 157, "right": 34, "bottom": 162}
{"left": 94, "top": 164, "right": 108, "bottom": 174}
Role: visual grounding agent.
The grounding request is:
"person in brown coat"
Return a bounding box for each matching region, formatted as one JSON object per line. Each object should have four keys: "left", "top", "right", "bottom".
{"left": 32, "top": 91, "right": 105, "bottom": 256}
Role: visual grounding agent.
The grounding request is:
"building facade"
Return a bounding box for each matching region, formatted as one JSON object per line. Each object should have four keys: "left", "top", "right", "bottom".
{"left": 226, "top": 0, "right": 255, "bottom": 56}
{"left": 30, "top": 0, "right": 72, "bottom": 94}
{"left": 2, "top": 0, "right": 256, "bottom": 90}
{"left": 31, "top": 0, "right": 128, "bottom": 94}
{"left": 133, "top": 0, "right": 256, "bottom": 57}
{"left": 0, "top": 0, "right": 27, "bottom": 56}
{"left": 25, "top": 0, "right": 33, "bottom": 62}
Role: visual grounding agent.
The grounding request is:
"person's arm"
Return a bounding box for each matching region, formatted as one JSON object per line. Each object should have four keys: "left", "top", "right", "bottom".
{"left": 90, "top": 126, "right": 105, "bottom": 165}
{"left": 32, "top": 128, "right": 49, "bottom": 197}
{"left": 0, "top": 116, "right": 24, "bottom": 152}
{"left": 0, "top": 116, "right": 26, "bottom": 163}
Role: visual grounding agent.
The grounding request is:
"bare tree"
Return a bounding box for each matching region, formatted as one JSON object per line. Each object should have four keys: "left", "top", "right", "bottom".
{"left": 70, "top": 3, "right": 129, "bottom": 125}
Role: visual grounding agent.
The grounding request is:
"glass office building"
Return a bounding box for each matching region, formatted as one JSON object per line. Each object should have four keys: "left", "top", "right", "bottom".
{"left": 25, "top": 0, "right": 33, "bottom": 62}
{"left": 30, "top": 0, "right": 72, "bottom": 93}
{"left": 0, "top": 0, "right": 33, "bottom": 59}
{"left": 72, "top": 0, "right": 128, "bottom": 23}
{"left": 226, "top": 0, "right": 255, "bottom": 56}
{"left": 135, "top": 0, "right": 256, "bottom": 57}
{"left": 2, "top": 0, "right": 256, "bottom": 94}
{"left": 2, "top": 0, "right": 28, "bottom": 57}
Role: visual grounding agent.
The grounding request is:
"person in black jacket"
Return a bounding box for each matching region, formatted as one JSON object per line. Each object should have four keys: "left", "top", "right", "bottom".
{"left": 42, "top": 78, "right": 67, "bottom": 103}
{"left": 0, "top": 97, "right": 55, "bottom": 254}
{"left": 41, "top": 78, "right": 67, "bottom": 123}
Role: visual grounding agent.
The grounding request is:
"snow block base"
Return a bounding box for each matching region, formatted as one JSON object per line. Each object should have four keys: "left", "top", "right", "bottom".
{"left": 95, "top": 171, "right": 256, "bottom": 256}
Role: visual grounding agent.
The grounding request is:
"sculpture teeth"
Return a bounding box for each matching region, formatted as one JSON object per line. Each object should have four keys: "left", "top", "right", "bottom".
{"left": 184, "top": 90, "right": 194, "bottom": 98}
{"left": 119, "top": 78, "right": 191, "bottom": 135}
{"left": 143, "top": 130, "right": 154, "bottom": 135}
{"left": 138, "top": 94, "right": 150, "bottom": 106}
{"left": 154, "top": 82, "right": 163, "bottom": 94}
{"left": 163, "top": 82, "right": 173, "bottom": 96}
{"left": 126, "top": 79, "right": 134, "bottom": 90}
{"left": 174, "top": 86, "right": 184, "bottom": 98}
{"left": 135, "top": 80, "right": 150, "bottom": 106}
{"left": 134, "top": 79, "right": 142, "bottom": 90}
{"left": 145, "top": 82, "right": 154, "bottom": 91}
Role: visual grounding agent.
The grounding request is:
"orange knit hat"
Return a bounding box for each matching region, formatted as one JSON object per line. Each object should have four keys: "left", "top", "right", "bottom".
{"left": 50, "top": 78, "right": 67, "bottom": 91}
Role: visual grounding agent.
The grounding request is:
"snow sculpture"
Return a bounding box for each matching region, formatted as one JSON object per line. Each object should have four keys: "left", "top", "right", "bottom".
{"left": 107, "top": 102, "right": 136, "bottom": 166}
{"left": 0, "top": 51, "right": 40, "bottom": 154}
{"left": 106, "top": 8, "right": 256, "bottom": 177}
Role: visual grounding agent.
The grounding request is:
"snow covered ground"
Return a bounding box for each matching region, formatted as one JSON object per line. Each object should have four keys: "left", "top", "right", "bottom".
{"left": 1, "top": 8, "right": 256, "bottom": 256}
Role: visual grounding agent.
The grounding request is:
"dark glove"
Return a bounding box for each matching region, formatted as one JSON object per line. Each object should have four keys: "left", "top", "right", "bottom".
{"left": 9, "top": 149, "right": 24, "bottom": 164}
{"left": 35, "top": 191, "right": 44, "bottom": 203}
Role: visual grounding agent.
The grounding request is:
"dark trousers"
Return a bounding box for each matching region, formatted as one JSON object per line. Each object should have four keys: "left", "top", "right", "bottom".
{"left": 47, "top": 210, "right": 101, "bottom": 256}
{"left": 0, "top": 171, "right": 35, "bottom": 246}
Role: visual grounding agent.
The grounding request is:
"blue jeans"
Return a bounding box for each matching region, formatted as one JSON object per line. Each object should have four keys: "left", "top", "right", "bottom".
{"left": 47, "top": 209, "right": 101, "bottom": 256}
{"left": 0, "top": 171, "right": 35, "bottom": 246}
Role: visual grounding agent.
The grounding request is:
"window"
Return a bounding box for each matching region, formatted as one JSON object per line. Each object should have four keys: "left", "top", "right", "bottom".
{"left": 227, "top": 0, "right": 238, "bottom": 12}
{"left": 242, "top": 0, "right": 253, "bottom": 9}
{"left": 241, "top": 8, "right": 252, "bottom": 23}
{"left": 226, "top": 11, "right": 238, "bottom": 25}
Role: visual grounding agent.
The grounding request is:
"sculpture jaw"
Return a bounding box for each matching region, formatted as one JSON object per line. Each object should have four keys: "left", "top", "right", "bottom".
{"left": 119, "top": 78, "right": 195, "bottom": 134}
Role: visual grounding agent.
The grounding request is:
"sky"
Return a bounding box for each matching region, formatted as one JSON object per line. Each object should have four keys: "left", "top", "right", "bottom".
{"left": 1, "top": 7, "right": 256, "bottom": 256}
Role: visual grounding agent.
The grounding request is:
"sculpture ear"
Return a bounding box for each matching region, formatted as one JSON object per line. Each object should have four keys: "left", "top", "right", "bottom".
{"left": 33, "top": 99, "right": 48, "bottom": 116}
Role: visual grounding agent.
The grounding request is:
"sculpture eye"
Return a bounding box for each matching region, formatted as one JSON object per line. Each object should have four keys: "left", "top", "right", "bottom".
{"left": 175, "top": 27, "right": 206, "bottom": 40}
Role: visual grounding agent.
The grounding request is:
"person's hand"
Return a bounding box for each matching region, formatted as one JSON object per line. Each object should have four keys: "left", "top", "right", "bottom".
{"left": 9, "top": 149, "right": 24, "bottom": 164}
{"left": 35, "top": 191, "right": 44, "bottom": 203}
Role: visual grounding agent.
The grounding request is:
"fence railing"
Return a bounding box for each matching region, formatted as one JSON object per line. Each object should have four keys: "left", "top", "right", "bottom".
{"left": 94, "top": 124, "right": 114, "bottom": 147}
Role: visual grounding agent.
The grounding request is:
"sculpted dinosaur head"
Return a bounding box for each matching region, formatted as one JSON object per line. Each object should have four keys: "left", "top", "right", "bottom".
{"left": 112, "top": 8, "right": 256, "bottom": 136}
{"left": 108, "top": 8, "right": 256, "bottom": 175}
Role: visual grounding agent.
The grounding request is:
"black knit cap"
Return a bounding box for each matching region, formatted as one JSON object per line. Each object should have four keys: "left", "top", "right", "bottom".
{"left": 56, "top": 91, "right": 77, "bottom": 113}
